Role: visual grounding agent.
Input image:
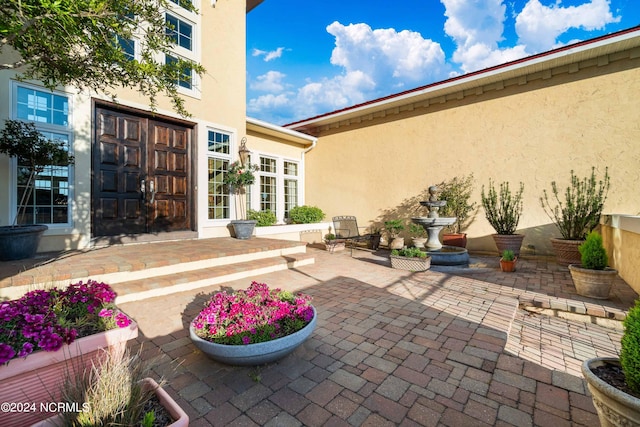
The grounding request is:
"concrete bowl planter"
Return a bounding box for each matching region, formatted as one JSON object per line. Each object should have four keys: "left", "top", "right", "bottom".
{"left": 568, "top": 264, "right": 617, "bottom": 299}
{"left": 582, "top": 357, "right": 640, "bottom": 426}
{"left": 189, "top": 306, "right": 317, "bottom": 366}
{"left": 0, "top": 224, "right": 48, "bottom": 261}
{"left": 230, "top": 220, "right": 257, "bottom": 239}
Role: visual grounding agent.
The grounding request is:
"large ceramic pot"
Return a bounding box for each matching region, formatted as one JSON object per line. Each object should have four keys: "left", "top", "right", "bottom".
{"left": 582, "top": 357, "right": 640, "bottom": 426}
{"left": 442, "top": 233, "right": 467, "bottom": 248}
{"left": 231, "top": 220, "right": 257, "bottom": 239}
{"left": 568, "top": 264, "right": 617, "bottom": 299}
{"left": 411, "top": 237, "right": 427, "bottom": 249}
{"left": 189, "top": 306, "right": 317, "bottom": 366}
{"left": 550, "top": 237, "right": 583, "bottom": 267}
{"left": 1, "top": 320, "right": 138, "bottom": 427}
{"left": 0, "top": 224, "right": 48, "bottom": 261}
{"left": 492, "top": 233, "right": 525, "bottom": 257}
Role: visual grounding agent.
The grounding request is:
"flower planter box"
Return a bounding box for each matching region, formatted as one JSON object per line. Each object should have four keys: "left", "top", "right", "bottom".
{"left": 390, "top": 255, "right": 431, "bottom": 271}
{"left": 190, "top": 306, "right": 316, "bottom": 366}
{"left": 1, "top": 320, "right": 138, "bottom": 427}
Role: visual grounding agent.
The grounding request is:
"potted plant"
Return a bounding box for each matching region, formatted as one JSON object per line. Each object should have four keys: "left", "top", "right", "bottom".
{"left": 408, "top": 223, "right": 427, "bottom": 249}
{"left": 499, "top": 249, "right": 517, "bottom": 272}
{"left": 437, "top": 174, "right": 478, "bottom": 248}
{"left": 582, "top": 298, "right": 640, "bottom": 426}
{"left": 0, "top": 120, "right": 74, "bottom": 260}
{"left": 568, "top": 231, "right": 617, "bottom": 299}
{"left": 481, "top": 180, "right": 525, "bottom": 256}
{"left": 189, "top": 281, "right": 316, "bottom": 366}
{"left": 39, "top": 348, "right": 188, "bottom": 427}
{"left": 384, "top": 219, "right": 405, "bottom": 250}
{"left": 288, "top": 205, "right": 325, "bottom": 224}
{"left": 324, "top": 233, "right": 345, "bottom": 252}
{"left": 223, "top": 160, "right": 260, "bottom": 239}
{"left": 389, "top": 247, "right": 431, "bottom": 271}
{"left": 540, "top": 167, "right": 610, "bottom": 266}
{"left": 0, "top": 280, "right": 137, "bottom": 426}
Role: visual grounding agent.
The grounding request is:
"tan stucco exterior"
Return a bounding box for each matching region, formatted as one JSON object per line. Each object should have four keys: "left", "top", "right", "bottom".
{"left": 292, "top": 32, "right": 640, "bottom": 257}
{"left": 602, "top": 215, "right": 640, "bottom": 294}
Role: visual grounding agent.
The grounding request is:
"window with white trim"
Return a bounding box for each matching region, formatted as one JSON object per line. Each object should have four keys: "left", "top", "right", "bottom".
{"left": 207, "top": 130, "right": 231, "bottom": 220}
{"left": 12, "top": 84, "right": 73, "bottom": 225}
{"left": 283, "top": 161, "right": 299, "bottom": 219}
{"left": 259, "top": 156, "right": 277, "bottom": 214}
{"left": 164, "top": 1, "right": 200, "bottom": 96}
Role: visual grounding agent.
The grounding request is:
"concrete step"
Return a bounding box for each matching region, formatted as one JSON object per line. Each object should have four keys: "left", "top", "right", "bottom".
{"left": 114, "top": 252, "right": 315, "bottom": 304}
{"left": 0, "top": 237, "right": 311, "bottom": 301}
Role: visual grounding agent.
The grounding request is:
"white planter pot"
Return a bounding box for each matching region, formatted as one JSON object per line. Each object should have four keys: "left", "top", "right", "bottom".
{"left": 189, "top": 306, "right": 317, "bottom": 366}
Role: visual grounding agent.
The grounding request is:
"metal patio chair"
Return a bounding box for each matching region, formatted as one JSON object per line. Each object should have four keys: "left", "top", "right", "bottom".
{"left": 332, "top": 216, "right": 375, "bottom": 255}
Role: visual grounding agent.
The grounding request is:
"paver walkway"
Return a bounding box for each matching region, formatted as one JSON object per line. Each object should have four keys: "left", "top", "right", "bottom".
{"left": 119, "top": 248, "right": 636, "bottom": 426}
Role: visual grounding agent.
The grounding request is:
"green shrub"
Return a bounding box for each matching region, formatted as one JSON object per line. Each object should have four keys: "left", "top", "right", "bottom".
{"left": 391, "top": 247, "right": 427, "bottom": 258}
{"left": 621, "top": 299, "right": 640, "bottom": 395}
{"left": 324, "top": 233, "right": 336, "bottom": 241}
{"left": 288, "top": 205, "right": 325, "bottom": 224}
{"left": 384, "top": 220, "right": 404, "bottom": 237}
{"left": 247, "top": 209, "right": 277, "bottom": 227}
{"left": 578, "top": 231, "right": 608, "bottom": 269}
{"left": 408, "top": 223, "right": 426, "bottom": 238}
{"left": 481, "top": 180, "right": 524, "bottom": 235}
{"left": 501, "top": 249, "right": 515, "bottom": 261}
{"left": 540, "top": 167, "right": 610, "bottom": 240}
{"left": 437, "top": 174, "right": 478, "bottom": 233}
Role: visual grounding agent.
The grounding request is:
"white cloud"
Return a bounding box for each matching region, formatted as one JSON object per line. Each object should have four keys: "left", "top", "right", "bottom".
{"left": 252, "top": 47, "right": 286, "bottom": 62}
{"left": 441, "top": 0, "right": 620, "bottom": 73}
{"left": 515, "top": 0, "right": 621, "bottom": 51}
{"left": 250, "top": 70, "right": 287, "bottom": 92}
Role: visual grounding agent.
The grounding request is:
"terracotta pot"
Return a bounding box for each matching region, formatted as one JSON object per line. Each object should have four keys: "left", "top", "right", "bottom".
{"left": 550, "top": 238, "right": 583, "bottom": 266}
{"left": 492, "top": 234, "right": 525, "bottom": 257}
{"left": 500, "top": 258, "right": 517, "bottom": 272}
{"left": 568, "top": 264, "right": 617, "bottom": 299}
{"left": 390, "top": 255, "right": 431, "bottom": 271}
{"left": 442, "top": 233, "right": 467, "bottom": 248}
{"left": 190, "top": 306, "right": 317, "bottom": 366}
{"left": 582, "top": 357, "right": 640, "bottom": 427}
{"left": 1, "top": 320, "right": 138, "bottom": 427}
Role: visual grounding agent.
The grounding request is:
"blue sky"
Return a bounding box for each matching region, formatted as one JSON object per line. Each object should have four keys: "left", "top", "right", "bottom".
{"left": 246, "top": 0, "right": 639, "bottom": 125}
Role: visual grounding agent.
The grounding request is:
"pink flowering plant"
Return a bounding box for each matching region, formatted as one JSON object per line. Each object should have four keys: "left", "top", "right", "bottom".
{"left": 0, "top": 279, "right": 131, "bottom": 364}
{"left": 223, "top": 161, "right": 259, "bottom": 191}
{"left": 192, "top": 281, "right": 314, "bottom": 345}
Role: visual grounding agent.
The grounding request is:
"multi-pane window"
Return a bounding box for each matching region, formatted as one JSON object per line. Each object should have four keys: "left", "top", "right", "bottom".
{"left": 284, "top": 161, "right": 299, "bottom": 219}
{"left": 117, "top": 37, "right": 136, "bottom": 61}
{"left": 165, "top": 55, "right": 193, "bottom": 89}
{"left": 259, "top": 157, "right": 277, "bottom": 214}
{"left": 169, "top": 0, "right": 192, "bottom": 7}
{"left": 13, "top": 85, "right": 72, "bottom": 225}
{"left": 207, "top": 130, "right": 231, "bottom": 220}
{"left": 166, "top": 14, "right": 193, "bottom": 51}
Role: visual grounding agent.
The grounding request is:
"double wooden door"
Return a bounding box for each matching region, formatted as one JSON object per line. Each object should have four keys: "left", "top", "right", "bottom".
{"left": 93, "top": 106, "right": 193, "bottom": 236}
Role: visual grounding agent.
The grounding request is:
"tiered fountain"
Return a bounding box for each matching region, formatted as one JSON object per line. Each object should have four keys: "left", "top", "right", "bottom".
{"left": 411, "top": 185, "right": 470, "bottom": 266}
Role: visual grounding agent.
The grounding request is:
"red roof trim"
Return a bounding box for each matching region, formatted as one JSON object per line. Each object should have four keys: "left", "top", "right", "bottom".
{"left": 285, "top": 25, "right": 640, "bottom": 128}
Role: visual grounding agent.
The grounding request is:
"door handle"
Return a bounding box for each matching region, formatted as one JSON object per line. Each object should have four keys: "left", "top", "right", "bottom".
{"left": 149, "top": 179, "right": 156, "bottom": 204}
{"left": 141, "top": 179, "right": 146, "bottom": 199}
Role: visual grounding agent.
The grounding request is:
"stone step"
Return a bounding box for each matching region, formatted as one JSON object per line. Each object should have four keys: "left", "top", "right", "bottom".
{"left": 114, "top": 252, "right": 315, "bottom": 304}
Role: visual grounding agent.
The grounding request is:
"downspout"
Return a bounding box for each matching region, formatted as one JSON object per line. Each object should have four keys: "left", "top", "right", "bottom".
{"left": 304, "top": 137, "right": 317, "bottom": 153}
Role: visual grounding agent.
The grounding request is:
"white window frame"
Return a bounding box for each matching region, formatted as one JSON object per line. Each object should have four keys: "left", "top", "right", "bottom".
{"left": 163, "top": 1, "right": 201, "bottom": 98}
{"left": 9, "top": 81, "right": 74, "bottom": 229}
{"left": 205, "top": 127, "right": 234, "bottom": 222}
{"left": 248, "top": 154, "right": 303, "bottom": 224}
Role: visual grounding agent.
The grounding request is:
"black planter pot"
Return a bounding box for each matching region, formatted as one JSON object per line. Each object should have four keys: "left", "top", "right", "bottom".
{"left": 0, "top": 225, "right": 48, "bottom": 261}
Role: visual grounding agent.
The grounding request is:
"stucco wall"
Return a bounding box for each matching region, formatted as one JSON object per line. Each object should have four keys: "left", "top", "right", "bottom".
{"left": 303, "top": 54, "right": 640, "bottom": 255}
{"left": 602, "top": 215, "right": 640, "bottom": 295}
{"left": 0, "top": 1, "right": 248, "bottom": 250}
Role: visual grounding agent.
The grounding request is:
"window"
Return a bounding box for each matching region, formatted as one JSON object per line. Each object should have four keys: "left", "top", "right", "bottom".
{"left": 117, "top": 36, "right": 136, "bottom": 61}
{"left": 207, "top": 130, "right": 231, "bottom": 220}
{"left": 259, "top": 157, "right": 277, "bottom": 214}
{"left": 165, "top": 55, "right": 193, "bottom": 89}
{"left": 283, "top": 161, "right": 299, "bottom": 219}
{"left": 169, "top": 0, "right": 192, "bottom": 7}
{"left": 12, "top": 85, "right": 72, "bottom": 226}
{"left": 166, "top": 13, "right": 193, "bottom": 51}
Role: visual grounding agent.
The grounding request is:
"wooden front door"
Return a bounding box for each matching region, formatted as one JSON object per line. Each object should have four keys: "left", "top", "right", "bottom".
{"left": 93, "top": 106, "right": 193, "bottom": 237}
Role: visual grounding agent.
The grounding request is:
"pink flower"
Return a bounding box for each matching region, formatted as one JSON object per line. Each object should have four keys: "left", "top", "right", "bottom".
{"left": 115, "top": 312, "right": 131, "bottom": 328}
{"left": 99, "top": 308, "right": 113, "bottom": 318}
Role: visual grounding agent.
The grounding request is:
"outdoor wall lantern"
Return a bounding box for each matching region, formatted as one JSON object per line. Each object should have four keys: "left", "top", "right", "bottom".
{"left": 238, "top": 137, "right": 251, "bottom": 166}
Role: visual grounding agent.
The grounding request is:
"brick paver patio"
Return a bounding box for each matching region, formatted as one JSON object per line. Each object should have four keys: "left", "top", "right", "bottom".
{"left": 118, "top": 247, "right": 635, "bottom": 426}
